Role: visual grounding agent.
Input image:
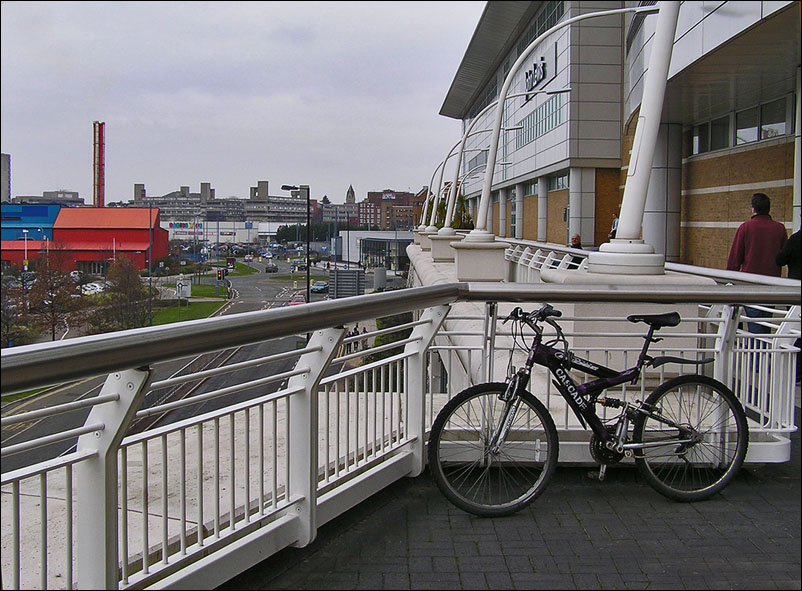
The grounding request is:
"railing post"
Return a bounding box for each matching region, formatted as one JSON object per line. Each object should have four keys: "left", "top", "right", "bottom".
{"left": 713, "top": 305, "right": 739, "bottom": 387}
{"left": 75, "top": 367, "right": 151, "bottom": 590}
{"left": 404, "top": 305, "right": 450, "bottom": 476}
{"left": 287, "top": 327, "right": 343, "bottom": 547}
{"left": 773, "top": 305, "right": 800, "bottom": 424}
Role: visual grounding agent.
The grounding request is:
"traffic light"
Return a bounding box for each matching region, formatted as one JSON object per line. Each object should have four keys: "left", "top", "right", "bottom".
{"left": 217, "top": 269, "right": 223, "bottom": 281}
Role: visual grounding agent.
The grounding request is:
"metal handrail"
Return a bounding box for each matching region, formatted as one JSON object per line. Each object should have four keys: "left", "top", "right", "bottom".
{"left": 1, "top": 283, "right": 462, "bottom": 394}
{"left": 3, "top": 282, "right": 799, "bottom": 395}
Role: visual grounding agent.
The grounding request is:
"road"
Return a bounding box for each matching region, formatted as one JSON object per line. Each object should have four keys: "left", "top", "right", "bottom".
{"left": 0, "top": 257, "right": 338, "bottom": 471}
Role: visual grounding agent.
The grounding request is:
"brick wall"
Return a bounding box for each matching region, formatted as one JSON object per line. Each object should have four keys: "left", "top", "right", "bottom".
{"left": 681, "top": 138, "right": 794, "bottom": 269}
{"left": 546, "top": 189, "right": 568, "bottom": 245}
{"left": 594, "top": 168, "right": 621, "bottom": 247}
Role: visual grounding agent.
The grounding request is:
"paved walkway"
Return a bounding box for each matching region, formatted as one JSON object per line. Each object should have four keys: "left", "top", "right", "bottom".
{"left": 221, "top": 406, "right": 801, "bottom": 590}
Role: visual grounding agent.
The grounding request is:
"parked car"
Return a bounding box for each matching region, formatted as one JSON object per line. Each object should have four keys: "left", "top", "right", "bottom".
{"left": 311, "top": 281, "right": 328, "bottom": 293}
{"left": 288, "top": 293, "right": 306, "bottom": 306}
{"left": 264, "top": 263, "right": 279, "bottom": 273}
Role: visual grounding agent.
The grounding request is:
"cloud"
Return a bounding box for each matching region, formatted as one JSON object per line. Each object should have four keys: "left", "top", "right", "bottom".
{"left": 1, "top": 1, "right": 485, "bottom": 203}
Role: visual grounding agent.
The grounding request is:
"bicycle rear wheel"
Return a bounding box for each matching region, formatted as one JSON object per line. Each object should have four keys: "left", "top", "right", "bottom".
{"left": 632, "top": 375, "right": 748, "bottom": 502}
{"left": 428, "top": 382, "right": 558, "bottom": 517}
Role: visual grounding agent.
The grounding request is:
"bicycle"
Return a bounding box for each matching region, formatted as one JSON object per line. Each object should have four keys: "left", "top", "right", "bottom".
{"left": 428, "top": 304, "right": 749, "bottom": 517}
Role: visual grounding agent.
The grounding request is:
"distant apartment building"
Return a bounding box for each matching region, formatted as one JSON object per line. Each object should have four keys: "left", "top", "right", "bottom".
{"left": 1, "top": 153, "right": 9, "bottom": 203}
{"left": 132, "top": 181, "right": 318, "bottom": 225}
{"left": 13, "top": 189, "right": 85, "bottom": 207}
{"left": 130, "top": 181, "right": 425, "bottom": 232}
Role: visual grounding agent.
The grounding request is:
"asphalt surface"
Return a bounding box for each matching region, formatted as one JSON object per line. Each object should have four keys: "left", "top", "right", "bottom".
{"left": 220, "top": 403, "right": 801, "bottom": 590}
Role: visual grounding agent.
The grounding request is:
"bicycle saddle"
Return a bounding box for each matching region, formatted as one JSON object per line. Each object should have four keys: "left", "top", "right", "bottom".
{"left": 626, "top": 311, "right": 680, "bottom": 328}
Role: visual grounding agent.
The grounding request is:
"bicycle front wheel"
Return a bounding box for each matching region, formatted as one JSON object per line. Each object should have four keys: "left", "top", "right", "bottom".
{"left": 632, "top": 375, "right": 748, "bottom": 502}
{"left": 428, "top": 382, "right": 558, "bottom": 517}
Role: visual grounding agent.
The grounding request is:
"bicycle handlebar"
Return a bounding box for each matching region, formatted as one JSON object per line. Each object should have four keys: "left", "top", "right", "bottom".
{"left": 504, "top": 304, "right": 562, "bottom": 325}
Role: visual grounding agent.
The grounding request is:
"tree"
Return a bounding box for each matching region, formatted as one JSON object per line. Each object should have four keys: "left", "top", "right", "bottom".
{"left": 27, "top": 242, "right": 85, "bottom": 341}
{"left": 87, "top": 256, "right": 150, "bottom": 333}
{"left": 1, "top": 279, "right": 38, "bottom": 347}
{"left": 451, "top": 192, "right": 474, "bottom": 230}
{"left": 321, "top": 195, "right": 331, "bottom": 205}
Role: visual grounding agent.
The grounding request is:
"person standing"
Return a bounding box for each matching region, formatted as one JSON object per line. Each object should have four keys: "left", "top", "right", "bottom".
{"left": 727, "top": 193, "right": 787, "bottom": 277}
{"left": 775, "top": 228, "right": 801, "bottom": 280}
{"left": 726, "top": 192, "right": 788, "bottom": 333}
{"left": 608, "top": 213, "right": 619, "bottom": 240}
{"left": 776, "top": 228, "right": 801, "bottom": 382}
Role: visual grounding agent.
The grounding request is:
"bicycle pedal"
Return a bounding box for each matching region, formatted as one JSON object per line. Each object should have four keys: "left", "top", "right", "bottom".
{"left": 587, "top": 465, "right": 608, "bottom": 481}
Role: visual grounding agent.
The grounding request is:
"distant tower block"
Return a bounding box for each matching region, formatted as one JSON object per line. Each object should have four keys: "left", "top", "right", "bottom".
{"left": 93, "top": 121, "right": 105, "bottom": 207}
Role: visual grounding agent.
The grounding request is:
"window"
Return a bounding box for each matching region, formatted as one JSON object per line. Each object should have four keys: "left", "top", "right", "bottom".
{"left": 515, "top": 94, "right": 564, "bottom": 149}
{"left": 735, "top": 107, "right": 759, "bottom": 145}
{"left": 548, "top": 174, "right": 568, "bottom": 191}
{"left": 710, "top": 116, "right": 729, "bottom": 151}
{"left": 691, "top": 97, "right": 788, "bottom": 154}
{"left": 517, "top": 1, "right": 565, "bottom": 57}
{"left": 692, "top": 123, "right": 709, "bottom": 154}
{"left": 468, "top": 150, "right": 488, "bottom": 173}
{"left": 509, "top": 189, "right": 517, "bottom": 236}
{"left": 761, "top": 99, "right": 786, "bottom": 139}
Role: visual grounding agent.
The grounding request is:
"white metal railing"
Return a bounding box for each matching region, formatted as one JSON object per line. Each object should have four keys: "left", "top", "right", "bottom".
{"left": 1, "top": 282, "right": 799, "bottom": 589}
{"left": 503, "top": 237, "right": 800, "bottom": 287}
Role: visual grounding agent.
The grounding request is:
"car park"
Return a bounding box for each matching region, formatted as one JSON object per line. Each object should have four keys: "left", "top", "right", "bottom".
{"left": 82, "top": 282, "right": 106, "bottom": 295}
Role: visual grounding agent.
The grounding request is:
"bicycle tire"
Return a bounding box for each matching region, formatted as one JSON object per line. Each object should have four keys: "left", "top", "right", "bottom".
{"left": 632, "top": 374, "right": 748, "bottom": 502}
{"left": 428, "top": 382, "right": 558, "bottom": 517}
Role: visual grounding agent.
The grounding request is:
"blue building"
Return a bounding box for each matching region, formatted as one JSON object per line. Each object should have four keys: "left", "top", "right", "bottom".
{"left": 0, "top": 203, "right": 61, "bottom": 241}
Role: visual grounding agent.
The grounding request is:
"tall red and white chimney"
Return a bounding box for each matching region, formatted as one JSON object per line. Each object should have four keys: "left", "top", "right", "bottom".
{"left": 93, "top": 121, "right": 105, "bottom": 208}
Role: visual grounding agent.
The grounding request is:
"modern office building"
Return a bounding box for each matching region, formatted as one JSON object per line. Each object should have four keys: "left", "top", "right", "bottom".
{"left": 442, "top": 1, "right": 800, "bottom": 268}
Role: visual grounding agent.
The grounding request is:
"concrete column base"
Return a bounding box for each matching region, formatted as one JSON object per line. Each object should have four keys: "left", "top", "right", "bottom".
{"left": 452, "top": 239, "right": 509, "bottom": 281}
{"left": 587, "top": 239, "right": 666, "bottom": 275}
{"left": 430, "top": 232, "right": 463, "bottom": 262}
{"left": 418, "top": 230, "right": 438, "bottom": 251}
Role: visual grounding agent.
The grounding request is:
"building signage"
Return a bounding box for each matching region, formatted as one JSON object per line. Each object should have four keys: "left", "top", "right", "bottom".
{"left": 168, "top": 222, "right": 203, "bottom": 229}
{"left": 524, "top": 43, "right": 557, "bottom": 102}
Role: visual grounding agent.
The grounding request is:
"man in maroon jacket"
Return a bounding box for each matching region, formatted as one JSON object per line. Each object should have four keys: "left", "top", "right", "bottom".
{"left": 726, "top": 192, "right": 788, "bottom": 333}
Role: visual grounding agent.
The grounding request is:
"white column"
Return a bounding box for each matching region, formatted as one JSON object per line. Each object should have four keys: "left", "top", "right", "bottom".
{"left": 498, "top": 188, "right": 507, "bottom": 237}
{"left": 588, "top": 0, "right": 680, "bottom": 274}
{"left": 642, "top": 123, "right": 682, "bottom": 261}
{"left": 515, "top": 183, "right": 525, "bottom": 239}
{"left": 569, "top": 168, "right": 595, "bottom": 245}
{"left": 487, "top": 193, "right": 494, "bottom": 234}
{"left": 538, "top": 177, "right": 548, "bottom": 242}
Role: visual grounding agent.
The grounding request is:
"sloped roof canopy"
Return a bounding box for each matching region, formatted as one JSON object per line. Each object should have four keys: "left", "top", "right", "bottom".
{"left": 54, "top": 207, "right": 160, "bottom": 230}
{"left": 440, "top": 1, "right": 542, "bottom": 120}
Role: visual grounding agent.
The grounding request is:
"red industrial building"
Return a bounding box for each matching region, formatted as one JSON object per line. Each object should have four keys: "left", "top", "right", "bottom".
{"left": 1, "top": 207, "right": 168, "bottom": 274}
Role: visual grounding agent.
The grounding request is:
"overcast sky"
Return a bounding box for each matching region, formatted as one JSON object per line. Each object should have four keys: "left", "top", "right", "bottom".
{"left": 1, "top": 1, "right": 486, "bottom": 205}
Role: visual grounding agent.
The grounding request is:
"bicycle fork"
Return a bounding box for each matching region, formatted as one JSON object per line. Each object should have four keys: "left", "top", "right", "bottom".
{"left": 487, "top": 372, "right": 526, "bottom": 456}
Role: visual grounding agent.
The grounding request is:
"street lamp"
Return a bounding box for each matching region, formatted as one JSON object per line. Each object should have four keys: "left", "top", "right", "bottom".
{"left": 281, "top": 184, "right": 310, "bottom": 311}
